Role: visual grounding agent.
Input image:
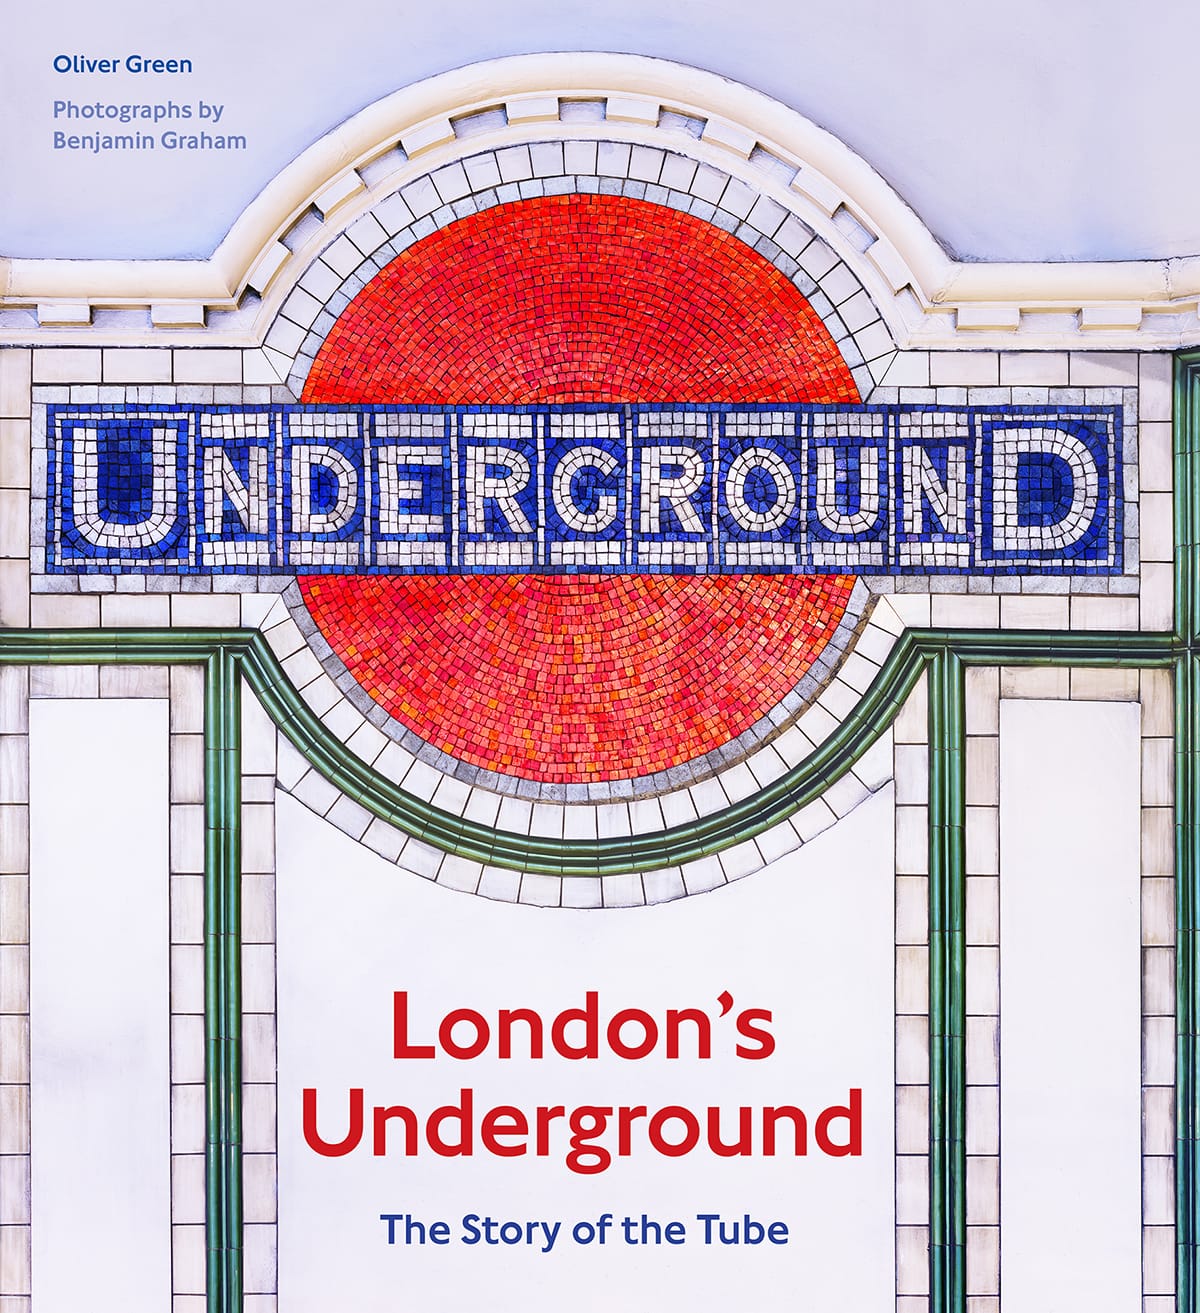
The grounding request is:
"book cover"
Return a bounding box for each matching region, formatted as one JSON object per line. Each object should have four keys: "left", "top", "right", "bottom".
{"left": 0, "top": 5, "right": 1193, "bottom": 1310}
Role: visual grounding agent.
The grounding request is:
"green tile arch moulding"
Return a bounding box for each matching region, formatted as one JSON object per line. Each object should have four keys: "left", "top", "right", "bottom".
{"left": 6, "top": 345, "right": 1200, "bottom": 1311}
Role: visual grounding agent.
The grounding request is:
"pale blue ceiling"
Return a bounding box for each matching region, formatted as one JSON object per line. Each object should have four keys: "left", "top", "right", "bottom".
{"left": 2, "top": 0, "right": 1195, "bottom": 263}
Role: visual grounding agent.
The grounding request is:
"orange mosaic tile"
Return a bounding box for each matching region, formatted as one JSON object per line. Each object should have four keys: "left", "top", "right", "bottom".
{"left": 300, "top": 573, "right": 854, "bottom": 782}
{"left": 303, "top": 194, "right": 859, "bottom": 406}
{"left": 300, "top": 192, "right": 860, "bottom": 784}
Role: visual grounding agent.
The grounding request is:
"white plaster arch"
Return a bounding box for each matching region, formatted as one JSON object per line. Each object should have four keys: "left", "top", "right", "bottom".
{"left": 4, "top": 53, "right": 1200, "bottom": 350}
{"left": 267, "top": 134, "right": 897, "bottom": 399}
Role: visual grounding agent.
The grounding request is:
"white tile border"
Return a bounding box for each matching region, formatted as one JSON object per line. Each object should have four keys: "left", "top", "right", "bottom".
{"left": 0, "top": 667, "right": 29, "bottom": 1309}
{"left": 240, "top": 681, "right": 278, "bottom": 1305}
{"left": 275, "top": 141, "right": 890, "bottom": 399}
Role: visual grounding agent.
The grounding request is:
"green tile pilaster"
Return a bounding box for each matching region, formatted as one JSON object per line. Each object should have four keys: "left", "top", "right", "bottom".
{"left": 1176, "top": 352, "right": 1200, "bottom": 648}
{"left": 927, "top": 648, "right": 966, "bottom": 1313}
{"left": 205, "top": 646, "right": 243, "bottom": 1313}
{"left": 1178, "top": 652, "right": 1199, "bottom": 1310}
{"left": 1176, "top": 350, "right": 1200, "bottom": 1311}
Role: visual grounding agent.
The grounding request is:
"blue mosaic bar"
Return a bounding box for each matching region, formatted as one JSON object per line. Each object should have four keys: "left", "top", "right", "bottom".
{"left": 43, "top": 402, "right": 1124, "bottom": 576}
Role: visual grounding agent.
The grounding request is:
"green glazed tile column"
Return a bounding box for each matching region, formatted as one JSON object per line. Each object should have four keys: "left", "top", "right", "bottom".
{"left": 205, "top": 646, "right": 243, "bottom": 1313}
{"left": 1175, "top": 350, "right": 1200, "bottom": 1311}
{"left": 1178, "top": 651, "right": 1199, "bottom": 1311}
{"left": 927, "top": 648, "right": 966, "bottom": 1313}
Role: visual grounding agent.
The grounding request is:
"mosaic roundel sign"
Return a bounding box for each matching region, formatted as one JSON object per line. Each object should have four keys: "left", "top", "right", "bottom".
{"left": 297, "top": 193, "right": 859, "bottom": 787}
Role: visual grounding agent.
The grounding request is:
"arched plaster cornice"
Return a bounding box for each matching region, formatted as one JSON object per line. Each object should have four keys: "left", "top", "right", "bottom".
{"left": 2, "top": 53, "right": 1199, "bottom": 351}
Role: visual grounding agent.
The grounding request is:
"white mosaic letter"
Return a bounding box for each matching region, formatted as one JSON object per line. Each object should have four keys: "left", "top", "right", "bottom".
{"left": 465, "top": 444, "right": 533, "bottom": 535}
{"left": 203, "top": 445, "right": 270, "bottom": 536}
{"left": 813, "top": 445, "right": 881, "bottom": 537}
{"left": 377, "top": 445, "right": 445, "bottom": 537}
{"left": 639, "top": 444, "right": 706, "bottom": 535}
{"left": 901, "top": 444, "right": 967, "bottom": 536}
{"left": 725, "top": 446, "right": 797, "bottom": 533}
{"left": 991, "top": 427, "right": 1100, "bottom": 554}
{"left": 290, "top": 444, "right": 359, "bottom": 537}
{"left": 552, "top": 445, "right": 621, "bottom": 534}
{"left": 72, "top": 425, "right": 178, "bottom": 549}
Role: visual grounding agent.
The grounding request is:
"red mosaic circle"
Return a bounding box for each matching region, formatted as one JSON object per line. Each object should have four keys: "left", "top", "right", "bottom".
{"left": 301, "top": 193, "right": 860, "bottom": 783}
{"left": 305, "top": 194, "right": 859, "bottom": 405}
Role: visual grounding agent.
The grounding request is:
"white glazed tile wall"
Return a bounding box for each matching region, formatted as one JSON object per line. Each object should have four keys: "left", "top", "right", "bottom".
{"left": 963, "top": 666, "right": 1000, "bottom": 1302}
{"left": 894, "top": 672, "right": 929, "bottom": 1310}
{"left": 967, "top": 664, "right": 1174, "bottom": 1310}
{"left": 0, "top": 665, "right": 29, "bottom": 1313}
{"left": 242, "top": 682, "right": 279, "bottom": 1306}
{"left": 0, "top": 352, "right": 30, "bottom": 632}
{"left": 0, "top": 663, "right": 281, "bottom": 1310}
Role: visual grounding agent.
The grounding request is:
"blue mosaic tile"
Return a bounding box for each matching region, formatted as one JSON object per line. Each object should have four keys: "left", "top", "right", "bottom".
{"left": 44, "top": 402, "right": 1123, "bottom": 577}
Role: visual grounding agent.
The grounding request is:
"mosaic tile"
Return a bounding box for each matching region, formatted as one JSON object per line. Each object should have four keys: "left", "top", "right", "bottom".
{"left": 298, "top": 190, "right": 860, "bottom": 783}
{"left": 32, "top": 194, "right": 1128, "bottom": 789}
{"left": 301, "top": 194, "right": 858, "bottom": 406}
{"left": 43, "top": 401, "right": 1123, "bottom": 578}
{"left": 299, "top": 572, "right": 854, "bottom": 783}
